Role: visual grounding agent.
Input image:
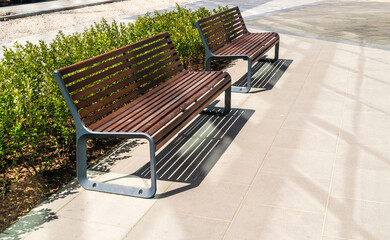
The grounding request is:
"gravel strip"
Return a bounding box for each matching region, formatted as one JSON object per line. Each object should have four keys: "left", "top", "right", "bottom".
{"left": 0, "top": 0, "right": 197, "bottom": 44}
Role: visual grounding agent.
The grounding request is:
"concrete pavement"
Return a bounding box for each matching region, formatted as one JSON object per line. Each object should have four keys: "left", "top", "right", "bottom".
{"left": 1, "top": 0, "right": 390, "bottom": 239}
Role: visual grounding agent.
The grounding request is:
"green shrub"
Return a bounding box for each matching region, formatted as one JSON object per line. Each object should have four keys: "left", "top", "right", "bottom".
{"left": 0, "top": 5, "right": 228, "bottom": 191}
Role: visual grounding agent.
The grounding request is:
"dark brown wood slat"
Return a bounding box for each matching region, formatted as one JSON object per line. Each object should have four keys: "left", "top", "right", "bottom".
{"left": 72, "top": 46, "right": 178, "bottom": 103}
{"left": 208, "top": 35, "right": 227, "bottom": 51}
{"left": 222, "top": 33, "right": 271, "bottom": 56}
{"left": 201, "top": 19, "right": 224, "bottom": 35}
{"left": 88, "top": 70, "right": 189, "bottom": 131}
{"left": 70, "top": 44, "right": 176, "bottom": 100}
{"left": 63, "top": 38, "right": 172, "bottom": 85}
{"left": 228, "top": 26, "right": 248, "bottom": 41}
{"left": 67, "top": 44, "right": 177, "bottom": 94}
{"left": 215, "top": 32, "right": 272, "bottom": 56}
{"left": 57, "top": 32, "right": 170, "bottom": 76}
{"left": 197, "top": 6, "right": 238, "bottom": 24}
{"left": 143, "top": 72, "right": 229, "bottom": 136}
{"left": 226, "top": 24, "right": 247, "bottom": 41}
{"left": 106, "top": 71, "right": 210, "bottom": 133}
{"left": 251, "top": 37, "right": 280, "bottom": 62}
{"left": 224, "top": 17, "right": 246, "bottom": 34}
{"left": 201, "top": 11, "right": 241, "bottom": 41}
{"left": 76, "top": 55, "right": 182, "bottom": 114}
{"left": 98, "top": 71, "right": 202, "bottom": 132}
{"left": 203, "top": 20, "right": 225, "bottom": 39}
{"left": 154, "top": 73, "right": 231, "bottom": 149}
{"left": 238, "top": 33, "right": 279, "bottom": 57}
{"left": 84, "top": 62, "right": 186, "bottom": 127}
{"left": 217, "top": 32, "right": 268, "bottom": 55}
{"left": 129, "top": 72, "right": 222, "bottom": 133}
{"left": 79, "top": 55, "right": 182, "bottom": 121}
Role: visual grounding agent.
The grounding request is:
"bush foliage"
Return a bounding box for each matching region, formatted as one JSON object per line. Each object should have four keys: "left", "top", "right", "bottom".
{"left": 0, "top": 5, "right": 228, "bottom": 194}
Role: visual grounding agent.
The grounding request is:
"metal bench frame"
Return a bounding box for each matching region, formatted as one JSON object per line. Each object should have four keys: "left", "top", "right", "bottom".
{"left": 54, "top": 32, "right": 231, "bottom": 198}
{"left": 196, "top": 6, "right": 280, "bottom": 93}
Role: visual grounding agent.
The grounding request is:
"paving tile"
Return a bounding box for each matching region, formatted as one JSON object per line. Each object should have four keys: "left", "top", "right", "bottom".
{"left": 273, "top": 128, "right": 338, "bottom": 153}
{"left": 335, "top": 144, "right": 390, "bottom": 171}
{"left": 339, "top": 123, "right": 390, "bottom": 146}
{"left": 331, "top": 167, "right": 390, "bottom": 203}
{"left": 323, "top": 197, "right": 390, "bottom": 240}
{"left": 33, "top": 180, "right": 84, "bottom": 214}
{"left": 124, "top": 207, "right": 229, "bottom": 240}
{"left": 271, "top": 72, "right": 307, "bottom": 93}
{"left": 344, "top": 94, "right": 388, "bottom": 114}
{"left": 224, "top": 204, "right": 323, "bottom": 240}
{"left": 22, "top": 216, "right": 128, "bottom": 240}
{"left": 153, "top": 180, "right": 248, "bottom": 221}
{"left": 339, "top": 111, "right": 390, "bottom": 146}
{"left": 221, "top": 116, "right": 284, "bottom": 156}
{"left": 341, "top": 111, "right": 390, "bottom": 131}
{"left": 290, "top": 95, "right": 345, "bottom": 117}
{"left": 244, "top": 172, "right": 329, "bottom": 213}
{"left": 282, "top": 112, "right": 341, "bottom": 136}
{"left": 206, "top": 148, "right": 265, "bottom": 186}
{"left": 57, "top": 187, "right": 158, "bottom": 228}
{"left": 261, "top": 147, "right": 335, "bottom": 180}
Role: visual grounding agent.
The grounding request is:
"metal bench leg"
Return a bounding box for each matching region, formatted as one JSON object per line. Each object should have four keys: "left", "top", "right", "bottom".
{"left": 205, "top": 57, "right": 212, "bottom": 71}
{"left": 202, "top": 87, "right": 231, "bottom": 116}
{"left": 76, "top": 132, "right": 157, "bottom": 198}
{"left": 273, "top": 42, "right": 279, "bottom": 62}
{"left": 231, "top": 57, "right": 252, "bottom": 93}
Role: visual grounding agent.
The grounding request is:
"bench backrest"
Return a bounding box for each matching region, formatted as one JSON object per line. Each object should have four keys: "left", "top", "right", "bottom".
{"left": 54, "top": 32, "right": 184, "bottom": 128}
{"left": 197, "top": 7, "right": 248, "bottom": 53}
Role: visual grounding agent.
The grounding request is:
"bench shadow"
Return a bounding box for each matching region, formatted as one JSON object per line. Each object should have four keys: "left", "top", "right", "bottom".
{"left": 132, "top": 107, "right": 254, "bottom": 199}
{"left": 232, "top": 58, "right": 293, "bottom": 93}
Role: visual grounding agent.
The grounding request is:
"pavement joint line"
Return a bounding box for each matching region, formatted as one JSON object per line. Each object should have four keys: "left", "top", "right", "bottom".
{"left": 319, "top": 78, "right": 346, "bottom": 238}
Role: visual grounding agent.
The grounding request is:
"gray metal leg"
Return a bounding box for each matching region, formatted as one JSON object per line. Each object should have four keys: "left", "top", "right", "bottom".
{"left": 205, "top": 57, "right": 212, "bottom": 71}
{"left": 202, "top": 87, "right": 231, "bottom": 116}
{"left": 273, "top": 42, "right": 279, "bottom": 62}
{"left": 76, "top": 133, "right": 157, "bottom": 198}
{"left": 231, "top": 57, "right": 252, "bottom": 93}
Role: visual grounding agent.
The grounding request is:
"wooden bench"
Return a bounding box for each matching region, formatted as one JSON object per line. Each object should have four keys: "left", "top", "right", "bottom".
{"left": 196, "top": 6, "right": 280, "bottom": 93}
{"left": 53, "top": 32, "right": 231, "bottom": 198}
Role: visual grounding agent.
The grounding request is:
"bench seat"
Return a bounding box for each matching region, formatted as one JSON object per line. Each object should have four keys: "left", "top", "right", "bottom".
{"left": 89, "top": 70, "right": 230, "bottom": 150}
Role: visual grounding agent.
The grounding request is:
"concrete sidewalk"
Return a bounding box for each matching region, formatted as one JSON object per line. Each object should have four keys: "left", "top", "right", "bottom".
{"left": 1, "top": 0, "right": 390, "bottom": 239}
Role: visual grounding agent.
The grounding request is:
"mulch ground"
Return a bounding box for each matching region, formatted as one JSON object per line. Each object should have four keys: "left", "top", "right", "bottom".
{"left": 0, "top": 138, "right": 122, "bottom": 232}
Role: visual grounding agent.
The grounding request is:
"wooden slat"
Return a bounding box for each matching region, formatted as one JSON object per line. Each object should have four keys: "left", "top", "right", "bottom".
{"left": 63, "top": 38, "right": 170, "bottom": 85}
{"left": 57, "top": 32, "right": 170, "bottom": 76}
{"left": 80, "top": 56, "right": 182, "bottom": 122}
{"left": 215, "top": 32, "right": 277, "bottom": 57}
{"left": 197, "top": 6, "right": 238, "bottom": 24}
{"left": 98, "top": 71, "right": 208, "bottom": 132}
{"left": 70, "top": 43, "right": 175, "bottom": 98}
{"left": 144, "top": 72, "right": 229, "bottom": 135}
{"left": 218, "top": 33, "right": 270, "bottom": 55}
{"left": 88, "top": 70, "right": 189, "bottom": 131}
{"left": 72, "top": 46, "right": 177, "bottom": 103}
{"left": 154, "top": 73, "right": 231, "bottom": 149}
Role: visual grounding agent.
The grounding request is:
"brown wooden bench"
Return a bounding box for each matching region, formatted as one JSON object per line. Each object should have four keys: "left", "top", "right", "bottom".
{"left": 53, "top": 32, "right": 231, "bottom": 198}
{"left": 196, "top": 6, "right": 280, "bottom": 93}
